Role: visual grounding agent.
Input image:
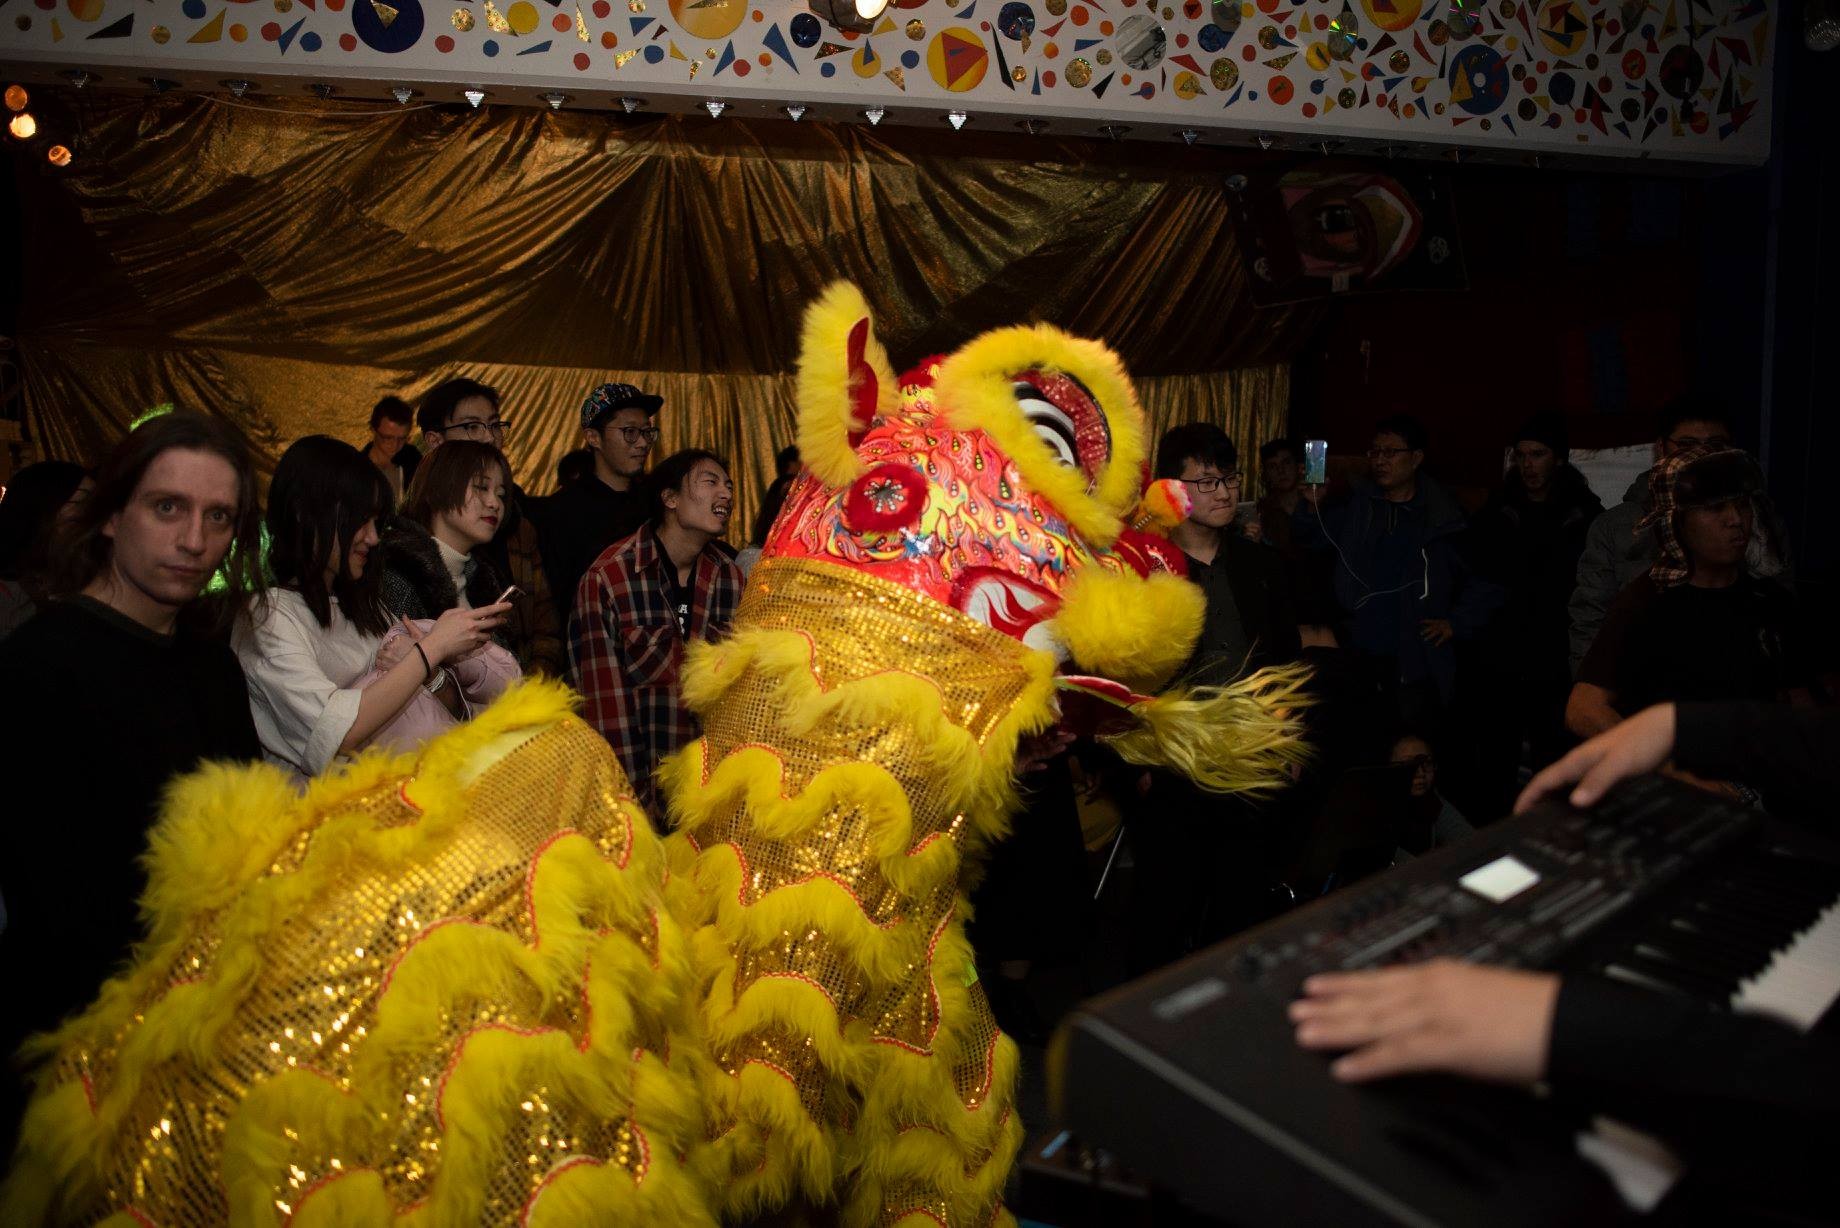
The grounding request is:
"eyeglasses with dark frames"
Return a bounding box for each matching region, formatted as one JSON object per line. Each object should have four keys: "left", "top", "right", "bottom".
{"left": 447, "top": 417, "right": 510, "bottom": 439}
{"left": 1181, "top": 472, "right": 1243, "bottom": 494}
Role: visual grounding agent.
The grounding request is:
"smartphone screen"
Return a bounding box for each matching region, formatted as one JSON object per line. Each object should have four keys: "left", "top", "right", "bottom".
{"left": 1304, "top": 439, "right": 1328, "bottom": 486}
{"left": 495, "top": 585, "right": 523, "bottom": 606}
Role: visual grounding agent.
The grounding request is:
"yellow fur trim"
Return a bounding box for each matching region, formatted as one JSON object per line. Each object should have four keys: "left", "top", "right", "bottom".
{"left": 1050, "top": 568, "right": 1204, "bottom": 694}
{"left": 1, "top": 681, "right": 718, "bottom": 1228}
{"left": 664, "top": 743, "right": 962, "bottom": 901}
{"left": 699, "top": 953, "right": 872, "bottom": 1083}
{"left": 717, "top": 1063, "right": 840, "bottom": 1218}
{"left": 844, "top": 916, "right": 1021, "bottom": 1227}
{"left": 797, "top": 281, "right": 897, "bottom": 487}
{"left": 671, "top": 627, "right": 1059, "bottom": 844}
{"left": 683, "top": 841, "right": 932, "bottom": 983}
{"left": 662, "top": 589, "right": 1035, "bottom": 1227}
{"left": 1106, "top": 663, "right": 1316, "bottom": 796}
{"left": 860, "top": 1108, "right": 1023, "bottom": 1225}
{"left": 932, "top": 323, "right": 1147, "bottom": 547}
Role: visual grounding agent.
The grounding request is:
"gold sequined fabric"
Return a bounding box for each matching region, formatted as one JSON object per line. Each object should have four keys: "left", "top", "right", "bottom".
{"left": 6, "top": 701, "right": 714, "bottom": 1227}
{"left": 670, "top": 558, "right": 1037, "bottom": 1228}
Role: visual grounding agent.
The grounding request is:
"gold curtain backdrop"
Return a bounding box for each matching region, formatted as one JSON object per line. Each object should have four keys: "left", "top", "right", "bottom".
{"left": 17, "top": 96, "right": 1318, "bottom": 536}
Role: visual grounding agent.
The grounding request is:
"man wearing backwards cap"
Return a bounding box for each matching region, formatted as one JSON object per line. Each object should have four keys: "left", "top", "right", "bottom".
{"left": 1566, "top": 446, "right": 1812, "bottom": 777}
{"left": 539, "top": 382, "right": 665, "bottom": 617}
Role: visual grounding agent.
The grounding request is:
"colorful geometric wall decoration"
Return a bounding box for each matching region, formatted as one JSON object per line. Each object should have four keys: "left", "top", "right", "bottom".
{"left": 0, "top": 0, "right": 1773, "bottom": 163}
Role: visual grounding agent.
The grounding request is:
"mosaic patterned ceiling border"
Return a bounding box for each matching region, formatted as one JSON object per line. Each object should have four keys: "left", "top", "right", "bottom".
{"left": 0, "top": 0, "right": 1773, "bottom": 162}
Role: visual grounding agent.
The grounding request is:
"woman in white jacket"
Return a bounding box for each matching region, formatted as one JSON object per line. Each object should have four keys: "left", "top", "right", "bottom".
{"left": 236, "top": 436, "right": 509, "bottom": 779}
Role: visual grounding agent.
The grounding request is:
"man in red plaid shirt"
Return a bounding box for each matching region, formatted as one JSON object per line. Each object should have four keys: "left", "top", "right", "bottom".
{"left": 568, "top": 449, "right": 744, "bottom": 826}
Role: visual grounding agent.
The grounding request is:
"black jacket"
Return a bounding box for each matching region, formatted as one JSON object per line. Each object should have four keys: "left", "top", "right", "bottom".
{"left": 377, "top": 518, "right": 508, "bottom": 634}
{"left": 1179, "top": 533, "right": 1300, "bottom": 685}
{"left": 538, "top": 477, "right": 649, "bottom": 616}
{"left": 0, "top": 598, "right": 259, "bottom": 1139}
{"left": 1471, "top": 468, "right": 1603, "bottom": 683}
{"left": 1293, "top": 476, "right": 1503, "bottom": 702}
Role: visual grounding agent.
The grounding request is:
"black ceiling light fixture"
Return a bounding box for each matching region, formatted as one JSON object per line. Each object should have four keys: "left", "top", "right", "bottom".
{"left": 808, "top": 0, "right": 891, "bottom": 35}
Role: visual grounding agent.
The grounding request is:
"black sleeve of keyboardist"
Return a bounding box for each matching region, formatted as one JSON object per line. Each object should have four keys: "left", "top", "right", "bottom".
{"left": 1550, "top": 975, "right": 1840, "bottom": 1210}
{"left": 1672, "top": 701, "right": 1840, "bottom": 820}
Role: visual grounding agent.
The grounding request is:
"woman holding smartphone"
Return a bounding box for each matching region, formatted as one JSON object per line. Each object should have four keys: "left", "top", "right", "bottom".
{"left": 237, "top": 437, "right": 510, "bottom": 780}
{"left": 379, "top": 441, "right": 522, "bottom": 630}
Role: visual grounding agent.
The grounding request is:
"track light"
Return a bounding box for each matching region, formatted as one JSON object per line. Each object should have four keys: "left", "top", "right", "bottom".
{"left": 1017, "top": 118, "right": 1048, "bottom": 135}
{"left": 808, "top": 0, "right": 890, "bottom": 34}
{"left": 61, "top": 70, "right": 93, "bottom": 89}
{"left": 540, "top": 92, "right": 569, "bottom": 110}
{"left": 945, "top": 110, "right": 968, "bottom": 130}
{"left": 220, "top": 79, "right": 253, "bottom": 98}
{"left": 863, "top": 106, "right": 885, "bottom": 126}
{"left": 783, "top": 103, "right": 808, "bottom": 122}
{"left": 1097, "top": 124, "right": 1128, "bottom": 141}
{"left": 1179, "top": 129, "right": 1200, "bottom": 145}
{"left": 463, "top": 87, "right": 486, "bottom": 108}
{"left": 703, "top": 99, "right": 727, "bottom": 119}
{"left": 391, "top": 85, "right": 416, "bottom": 104}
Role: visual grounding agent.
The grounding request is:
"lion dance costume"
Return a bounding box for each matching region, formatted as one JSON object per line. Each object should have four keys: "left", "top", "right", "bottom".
{"left": 3, "top": 285, "right": 1308, "bottom": 1227}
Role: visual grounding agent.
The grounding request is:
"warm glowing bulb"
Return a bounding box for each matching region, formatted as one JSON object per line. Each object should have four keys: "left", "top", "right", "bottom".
{"left": 853, "top": 0, "right": 889, "bottom": 19}
{"left": 3, "top": 85, "right": 27, "bottom": 112}
{"left": 8, "top": 113, "right": 35, "bottom": 140}
{"left": 47, "top": 144, "right": 72, "bottom": 167}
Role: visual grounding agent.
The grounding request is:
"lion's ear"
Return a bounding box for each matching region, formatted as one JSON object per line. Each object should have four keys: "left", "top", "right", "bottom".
{"left": 795, "top": 282, "right": 897, "bottom": 487}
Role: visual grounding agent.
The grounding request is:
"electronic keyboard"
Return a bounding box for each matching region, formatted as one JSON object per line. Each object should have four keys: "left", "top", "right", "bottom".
{"left": 1049, "top": 774, "right": 1840, "bottom": 1226}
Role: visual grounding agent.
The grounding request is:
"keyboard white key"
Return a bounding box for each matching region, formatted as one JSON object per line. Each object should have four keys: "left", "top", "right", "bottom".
{"left": 1732, "top": 899, "right": 1840, "bottom": 1031}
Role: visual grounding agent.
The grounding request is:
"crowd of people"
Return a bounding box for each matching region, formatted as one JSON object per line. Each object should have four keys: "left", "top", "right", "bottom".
{"left": 0, "top": 380, "right": 1829, "bottom": 1141}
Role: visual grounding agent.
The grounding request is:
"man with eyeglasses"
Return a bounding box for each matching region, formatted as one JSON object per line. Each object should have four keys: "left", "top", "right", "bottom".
{"left": 1567, "top": 395, "right": 1758, "bottom": 675}
{"left": 1294, "top": 414, "right": 1500, "bottom": 743}
{"left": 1122, "top": 424, "right": 1302, "bottom": 974}
{"left": 1158, "top": 423, "right": 1300, "bottom": 687}
{"left": 539, "top": 382, "right": 666, "bottom": 619}
{"left": 413, "top": 377, "right": 565, "bottom": 675}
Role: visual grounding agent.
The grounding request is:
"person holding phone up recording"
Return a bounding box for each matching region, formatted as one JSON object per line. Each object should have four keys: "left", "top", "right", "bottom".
{"left": 1292, "top": 415, "right": 1504, "bottom": 736}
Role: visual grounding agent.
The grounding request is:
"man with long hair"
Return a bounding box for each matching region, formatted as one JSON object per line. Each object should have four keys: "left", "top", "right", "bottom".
{"left": 0, "top": 412, "right": 265, "bottom": 1148}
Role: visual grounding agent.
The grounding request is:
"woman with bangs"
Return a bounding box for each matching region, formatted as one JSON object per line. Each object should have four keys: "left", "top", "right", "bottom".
{"left": 378, "top": 440, "right": 517, "bottom": 639}
{"left": 235, "top": 436, "right": 509, "bottom": 780}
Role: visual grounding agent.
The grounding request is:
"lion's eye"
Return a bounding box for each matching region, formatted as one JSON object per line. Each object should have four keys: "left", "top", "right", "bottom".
{"left": 1013, "top": 382, "right": 1078, "bottom": 468}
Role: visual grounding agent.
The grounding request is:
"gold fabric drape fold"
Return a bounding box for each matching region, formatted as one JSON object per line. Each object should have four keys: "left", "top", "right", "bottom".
{"left": 1138, "top": 369, "right": 1294, "bottom": 489}
{"left": 17, "top": 97, "right": 1320, "bottom": 532}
